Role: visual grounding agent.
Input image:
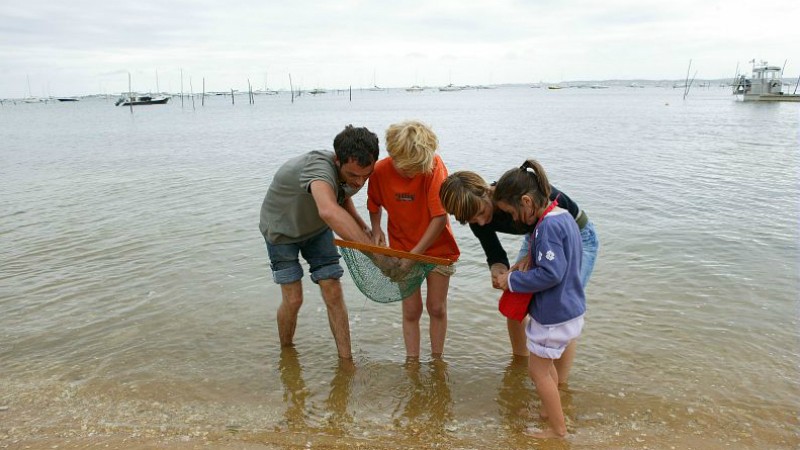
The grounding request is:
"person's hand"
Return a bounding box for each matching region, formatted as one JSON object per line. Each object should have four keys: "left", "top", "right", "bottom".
{"left": 392, "top": 258, "right": 416, "bottom": 281}
{"left": 490, "top": 265, "right": 508, "bottom": 289}
{"left": 372, "top": 254, "right": 399, "bottom": 276}
{"left": 496, "top": 271, "right": 510, "bottom": 291}
{"left": 381, "top": 258, "right": 415, "bottom": 282}
{"left": 371, "top": 229, "right": 387, "bottom": 247}
{"left": 515, "top": 258, "right": 531, "bottom": 272}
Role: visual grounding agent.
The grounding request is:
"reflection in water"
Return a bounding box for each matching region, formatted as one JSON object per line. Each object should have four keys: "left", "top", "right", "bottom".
{"left": 278, "top": 347, "right": 355, "bottom": 435}
{"left": 278, "top": 347, "right": 310, "bottom": 431}
{"left": 392, "top": 358, "right": 454, "bottom": 439}
{"left": 322, "top": 357, "right": 355, "bottom": 434}
{"left": 496, "top": 355, "right": 578, "bottom": 437}
{"left": 496, "top": 355, "right": 536, "bottom": 430}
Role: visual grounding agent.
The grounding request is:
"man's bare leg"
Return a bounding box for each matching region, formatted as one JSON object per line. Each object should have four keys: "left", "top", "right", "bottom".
{"left": 277, "top": 281, "right": 303, "bottom": 347}
{"left": 319, "top": 279, "right": 352, "bottom": 359}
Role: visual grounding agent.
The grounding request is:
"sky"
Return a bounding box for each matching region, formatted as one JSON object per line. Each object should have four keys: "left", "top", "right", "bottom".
{"left": 1, "top": 0, "right": 798, "bottom": 97}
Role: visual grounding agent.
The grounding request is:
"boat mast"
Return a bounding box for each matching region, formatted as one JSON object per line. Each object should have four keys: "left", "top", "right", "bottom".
{"left": 780, "top": 60, "right": 787, "bottom": 93}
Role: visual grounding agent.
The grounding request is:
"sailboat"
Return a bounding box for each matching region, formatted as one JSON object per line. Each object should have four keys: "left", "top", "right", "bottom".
{"left": 255, "top": 72, "right": 279, "bottom": 95}
{"left": 438, "top": 72, "right": 462, "bottom": 91}
{"left": 367, "top": 70, "right": 384, "bottom": 91}
{"left": 22, "top": 75, "right": 45, "bottom": 103}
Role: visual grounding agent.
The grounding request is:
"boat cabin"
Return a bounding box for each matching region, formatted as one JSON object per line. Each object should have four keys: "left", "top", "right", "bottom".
{"left": 732, "top": 61, "right": 794, "bottom": 100}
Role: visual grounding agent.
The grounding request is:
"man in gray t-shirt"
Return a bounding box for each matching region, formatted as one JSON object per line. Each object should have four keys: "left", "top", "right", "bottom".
{"left": 259, "top": 125, "right": 379, "bottom": 360}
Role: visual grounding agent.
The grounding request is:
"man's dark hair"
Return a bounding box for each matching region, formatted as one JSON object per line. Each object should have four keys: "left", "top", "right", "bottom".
{"left": 333, "top": 125, "right": 379, "bottom": 167}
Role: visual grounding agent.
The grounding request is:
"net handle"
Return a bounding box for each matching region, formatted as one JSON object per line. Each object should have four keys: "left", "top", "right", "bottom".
{"left": 334, "top": 239, "right": 455, "bottom": 266}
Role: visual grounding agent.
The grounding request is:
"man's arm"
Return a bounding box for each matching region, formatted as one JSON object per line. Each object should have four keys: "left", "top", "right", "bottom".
{"left": 310, "top": 180, "right": 372, "bottom": 244}
{"left": 342, "top": 197, "right": 370, "bottom": 236}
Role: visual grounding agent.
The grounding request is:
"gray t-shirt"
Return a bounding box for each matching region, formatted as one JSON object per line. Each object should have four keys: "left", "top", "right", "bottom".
{"left": 259, "top": 150, "right": 355, "bottom": 244}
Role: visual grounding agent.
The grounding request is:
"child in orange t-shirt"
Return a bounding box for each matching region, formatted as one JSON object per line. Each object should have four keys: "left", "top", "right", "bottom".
{"left": 367, "top": 120, "right": 460, "bottom": 360}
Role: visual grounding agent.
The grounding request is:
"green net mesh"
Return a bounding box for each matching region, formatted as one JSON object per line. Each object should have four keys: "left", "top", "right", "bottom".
{"left": 339, "top": 247, "right": 437, "bottom": 303}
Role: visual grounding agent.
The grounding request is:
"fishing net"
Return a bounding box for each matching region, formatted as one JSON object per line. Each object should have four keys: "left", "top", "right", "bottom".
{"left": 335, "top": 239, "right": 453, "bottom": 303}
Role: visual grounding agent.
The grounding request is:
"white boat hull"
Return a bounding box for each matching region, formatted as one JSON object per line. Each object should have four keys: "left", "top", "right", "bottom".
{"left": 740, "top": 93, "right": 800, "bottom": 102}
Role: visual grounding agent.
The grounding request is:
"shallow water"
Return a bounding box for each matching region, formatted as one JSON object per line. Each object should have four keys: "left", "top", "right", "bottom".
{"left": 1, "top": 87, "right": 798, "bottom": 449}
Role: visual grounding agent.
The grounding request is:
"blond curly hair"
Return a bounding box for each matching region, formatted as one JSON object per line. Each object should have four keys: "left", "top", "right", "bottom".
{"left": 385, "top": 120, "right": 438, "bottom": 175}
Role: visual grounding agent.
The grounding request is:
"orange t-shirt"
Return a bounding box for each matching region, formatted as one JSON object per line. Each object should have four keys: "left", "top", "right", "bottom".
{"left": 366, "top": 154, "right": 460, "bottom": 260}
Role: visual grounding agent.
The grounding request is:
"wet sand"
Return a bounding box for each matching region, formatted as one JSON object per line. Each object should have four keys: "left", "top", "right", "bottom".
{"left": 2, "top": 372, "right": 797, "bottom": 450}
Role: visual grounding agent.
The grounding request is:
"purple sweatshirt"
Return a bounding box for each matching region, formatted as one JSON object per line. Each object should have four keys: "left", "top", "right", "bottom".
{"left": 508, "top": 210, "right": 585, "bottom": 325}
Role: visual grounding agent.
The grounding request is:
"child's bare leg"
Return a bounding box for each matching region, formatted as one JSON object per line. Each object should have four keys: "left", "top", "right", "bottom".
{"left": 402, "top": 289, "right": 423, "bottom": 359}
{"left": 425, "top": 272, "right": 450, "bottom": 357}
{"left": 527, "top": 354, "right": 567, "bottom": 438}
{"left": 554, "top": 340, "right": 577, "bottom": 389}
{"left": 539, "top": 363, "right": 559, "bottom": 420}
{"left": 507, "top": 317, "right": 530, "bottom": 357}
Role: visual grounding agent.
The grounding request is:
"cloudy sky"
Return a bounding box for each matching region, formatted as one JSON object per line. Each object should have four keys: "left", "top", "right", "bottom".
{"left": 1, "top": 0, "right": 798, "bottom": 97}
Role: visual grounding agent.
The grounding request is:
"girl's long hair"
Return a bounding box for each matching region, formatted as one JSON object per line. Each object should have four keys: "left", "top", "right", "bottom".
{"left": 492, "top": 159, "right": 551, "bottom": 219}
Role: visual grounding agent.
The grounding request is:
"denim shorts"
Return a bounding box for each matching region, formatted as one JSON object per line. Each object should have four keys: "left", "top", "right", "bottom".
{"left": 578, "top": 221, "right": 599, "bottom": 287}
{"left": 515, "top": 219, "right": 599, "bottom": 288}
{"left": 264, "top": 229, "right": 343, "bottom": 284}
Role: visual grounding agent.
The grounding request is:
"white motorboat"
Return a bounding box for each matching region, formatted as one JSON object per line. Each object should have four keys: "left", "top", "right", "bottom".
{"left": 115, "top": 95, "right": 170, "bottom": 106}
{"left": 438, "top": 84, "right": 462, "bottom": 92}
{"left": 732, "top": 61, "right": 800, "bottom": 102}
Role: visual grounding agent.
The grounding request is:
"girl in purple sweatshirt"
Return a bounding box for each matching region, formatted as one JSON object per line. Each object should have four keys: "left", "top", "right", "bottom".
{"left": 493, "top": 159, "right": 586, "bottom": 439}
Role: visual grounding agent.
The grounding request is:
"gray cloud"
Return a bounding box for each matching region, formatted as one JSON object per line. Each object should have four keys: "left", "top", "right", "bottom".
{"left": 0, "top": 0, "right": 798, "bottom": 96}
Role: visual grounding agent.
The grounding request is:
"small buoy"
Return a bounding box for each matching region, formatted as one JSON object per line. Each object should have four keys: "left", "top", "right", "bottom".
{"left": 665, "top": 102, "right": 669, "bottom": 106}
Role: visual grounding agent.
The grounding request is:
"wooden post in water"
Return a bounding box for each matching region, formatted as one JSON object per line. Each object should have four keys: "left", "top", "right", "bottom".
{"left": 190, "top": 77, "right": 195, "bottom": 111}
{"left": 289, "top": 74, "right": 294, "bottom": 103}
{"left": 180, "top": 68, "right": 184, "bottom": 108}
{"left": 683, "top": 59, "right": 692, "bottom": 100}
{"left": 231, "top": 89, "right": 235, "bottom": 105}
{"left": 128, "top": 72, "right": 133, "bottom": 114}
{"left": 349, "top": 85, "right": 352, "bottom": 101}
{"left": 202, "top": 77, "right": 205, "bottom": 106}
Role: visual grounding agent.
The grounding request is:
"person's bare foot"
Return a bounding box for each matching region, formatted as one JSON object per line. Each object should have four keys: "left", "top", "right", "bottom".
{"left": 524, "top": 426, "right": 566, "bottom": 439}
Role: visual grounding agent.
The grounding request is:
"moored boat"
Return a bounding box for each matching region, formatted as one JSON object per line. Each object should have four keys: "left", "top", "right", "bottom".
{"left": 438, "top": 84, "right": 462, "bottom": 92}
{"left": 732, "top": 61, "right": 800, "bottom": 102}
{"left": 115, "top": 95, "right": 170, "bottom": 106}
